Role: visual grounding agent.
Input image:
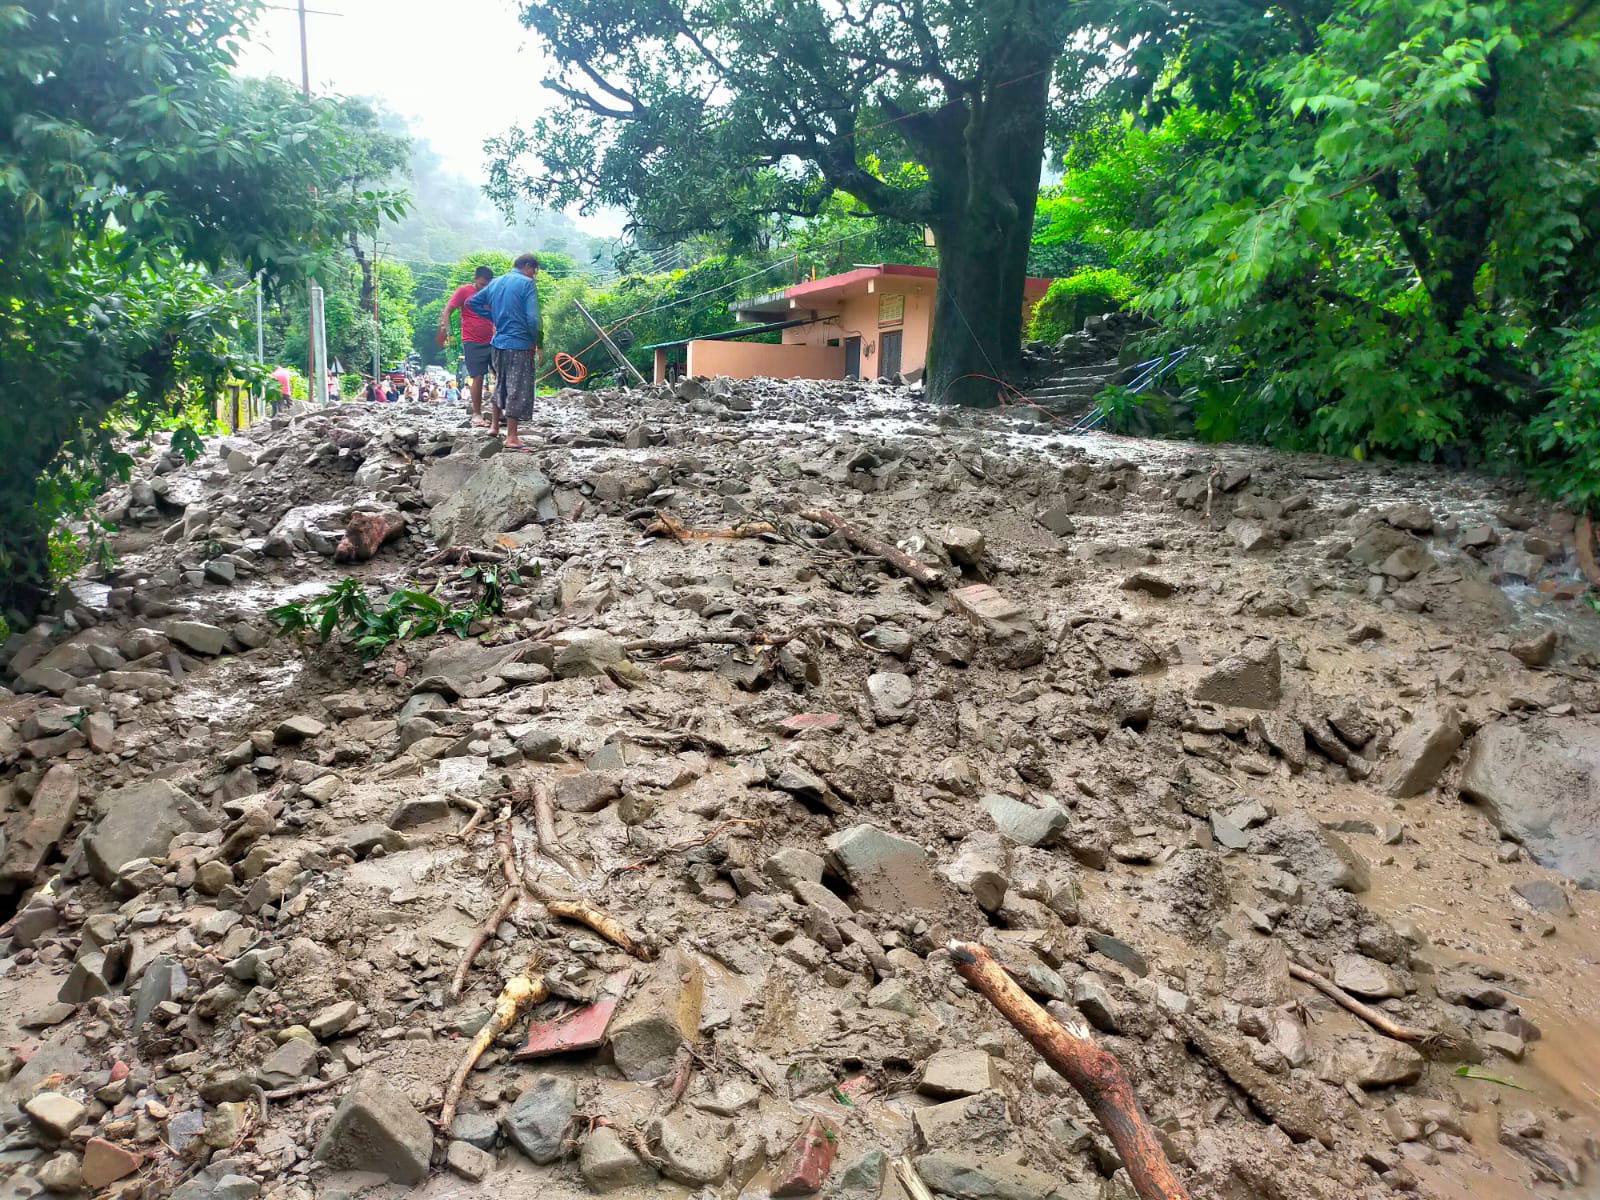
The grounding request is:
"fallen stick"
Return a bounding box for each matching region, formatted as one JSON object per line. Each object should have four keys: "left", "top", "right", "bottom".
{"left": 439, "top": 951, "right": 548, "bottom": 1132}
{"left": 263, "top": 1076, "right": 344, "bottom": 1103}
{"left": 1288, "top": 961, "right": 1431, "bottom": 1044}
{"left": 1578, "top": 515, "right": 1600, "bottom": 589}
{"left": 893, "top": 1156, "right": 937, "bottom": 1200}
{"left": 643, "top": 512, "right": 777, "bottom": 541}
{"left": 948, "top": 941, "right": 1192, "bottom": 1200}
{"left": 531, "top": 779, "right": 586, "bottom": 880}
{"left": 624, "top": 620, "right": 864, "bottom": 657}
{"left": 798, "top": 508, "right": 944, "bottom": 587}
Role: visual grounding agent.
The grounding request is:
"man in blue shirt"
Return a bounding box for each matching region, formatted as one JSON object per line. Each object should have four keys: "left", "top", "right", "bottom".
{"left": 466, "top": 252, "right": 542, "bottom": 448}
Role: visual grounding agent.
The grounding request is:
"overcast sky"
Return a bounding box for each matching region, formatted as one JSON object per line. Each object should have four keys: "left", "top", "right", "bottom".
{"left": 235, "top": 0, "right": 623, "bottom": 235}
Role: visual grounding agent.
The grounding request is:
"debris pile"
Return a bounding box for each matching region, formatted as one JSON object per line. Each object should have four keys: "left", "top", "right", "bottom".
{"left": 2, "top": 376, "right": 1599, "bottom": 1200}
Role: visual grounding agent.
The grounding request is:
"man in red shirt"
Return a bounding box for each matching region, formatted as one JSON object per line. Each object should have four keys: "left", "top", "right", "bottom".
{"left": 438, "top": 265, "right": 496, "bottom": 427}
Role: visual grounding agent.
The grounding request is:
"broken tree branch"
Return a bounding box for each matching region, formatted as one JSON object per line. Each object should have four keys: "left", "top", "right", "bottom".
{"left": 1288, "top": 961, "right": 1431, "bottom": 1044}
{"left": 439, "top": 951, "right": 548, "bottom": 1132}
{"left": 605, "top": 818, "right": 762, "bottom": 883}
{"left": 949, "top": 941, "right": 1192, "bottom": 1200}
{"left": 530, "top": 779, "right": 586, "bottom": 880}
{"left": 643, "top": 512, "right": 777, "bottom": 541}
{"left": 798, "top": 508, "right": 944, "bottom": 587}
{"left": 451, "top": 886, "right": 520, "bottom": 1000}
{"left": 533, "top": 887, "right": 655, "bottom": 961}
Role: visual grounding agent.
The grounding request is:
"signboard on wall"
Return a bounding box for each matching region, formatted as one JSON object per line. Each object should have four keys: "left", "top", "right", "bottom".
{"left": 878, "top": 294, "right": 905, "bottom": 327}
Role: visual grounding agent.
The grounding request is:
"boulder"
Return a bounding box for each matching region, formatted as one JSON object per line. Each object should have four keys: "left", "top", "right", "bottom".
{"left": 825, "top": 824, "right": 941, "bottom": 911}
{"left": 1385, "top": 707, "right": 1464, "bottom": 797}
{"left": 86, "top": 780, "right": 219, "bottom": 885}
{"left": 312, "top": 1073, "right": 432, "bottom": 1184}
{"left": 1318, "top": 1034, "right": 1424, "bottom": 1088}
{"left": 1193, "top": 642, "right": 1281, "bottom": 709}
{"left": 502, "top": 1074, "right": 578, "bottom": 1164}
{"left": 1252, "top": 811, "right": 1370, "bottom": 892}
{"left": 1460, "top": 718, "right": 1600, "bottom": 888}
{"left": 608, "top": 949, "right": 703, "bottom": 1081}
{"left": 165, "top": 621, "right": 230, "bottom": 656}
{"left": 430, "top": 455, "right": 554, "bottom": 545}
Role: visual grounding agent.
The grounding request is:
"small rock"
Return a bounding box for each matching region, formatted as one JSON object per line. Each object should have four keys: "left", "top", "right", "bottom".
{"left": 1510, "top": 629, "right": 1557, "bottom": 668}
{"left": 24, "top": 1092, "right": 86, "bottom": 1140}
{"left": 919, "top": 1050, "right": 1001, "bottom": 1098}
{"left": 582, "top": 1126, "right": 659, "bottom": 1192}
{"left": 1224, "top": 936, "right": 1292, "bottom": 1008}
{"left": 1332, "top": 953, "right": 1403, "bottom": 999}
{"left": 446, "top": 1140, "right": 495, "bottom": 1182}
{"left": 653, "top": 1113, "right": 730, "bottom": 1186}
{"left": 1511, "top": 879, "right": 1572, "bottom": 916}
{"left": 275, "top": 714, "right": 325, "bottom": 742}
{"left": 1193, "top": 642, "right": 1281, "bottom": 710}
{"left": 866, "top": 671, "right": 916, "bottom": 724}
{"left": 1120, "top": 570, "right": 1176, "bottom": 598}
{"left": 943, "top": 527, "right": 986, "bottom": 567}
{"left": 166, "top": 620, "right": 230, "bottom": 656}
{"left": 81, "top": 1138, "right": 143, "bottom": 1189}
{"left": 503, "top": 1074, "right": 579, "bottom": 1165}
{"left": 1319, "top": 1033, "right": 1424, "bottom": 1088}
{"left": 607, "top": 949, "right": 703, "bottom": 1081}
{"left": 978, "top": 793, "right": 1066, "bottom": 847}
{"left": 826, "top": 824, "right": 940, "bottom": 911}
{"left": 1385, "top": 707, "right": 1463, "bottom": 798}
{"left": 310, "top": 1000, "right": 359, "bottom": 1039}
{"left": 37, "top": 1152, "right": 82, "bottom": 1193}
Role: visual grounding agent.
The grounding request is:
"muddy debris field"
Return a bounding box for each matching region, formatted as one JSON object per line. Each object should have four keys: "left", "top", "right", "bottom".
{"left": 3, "top": 376, "right": 1600, "bottom": 1200}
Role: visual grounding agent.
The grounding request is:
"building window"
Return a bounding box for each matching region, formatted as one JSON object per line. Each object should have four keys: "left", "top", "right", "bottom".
{"left": 878, "top": 294, "right": 904, "bottom": 328}
{"left": 826, "top": 338, "right": 840, "bottom": 347}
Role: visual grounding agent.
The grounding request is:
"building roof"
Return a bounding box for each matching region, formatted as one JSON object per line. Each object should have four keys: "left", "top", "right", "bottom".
{"left": 641, "top": 318, "right": 813, "bottom": 353}
{"left": 730, "top": 263, "right": 1055, "bottom": 319}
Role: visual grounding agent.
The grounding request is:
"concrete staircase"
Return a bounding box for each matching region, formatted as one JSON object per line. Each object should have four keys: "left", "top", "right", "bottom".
{"left": 1022, "top": 361, "right": 1127, "bottom": 417}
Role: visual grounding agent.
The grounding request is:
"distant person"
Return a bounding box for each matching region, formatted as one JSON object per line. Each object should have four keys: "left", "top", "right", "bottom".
{"left": 445, "top": 381, "right": 459, "bottom": 405}
{"left": 271, "top": 365, "right": 292, "bottom": 415}
{"left": 440, "top": 265, "right": 496, "bottom": 428}
{"left": 466, "top": 253, "right": 541, "bottom": 450}
{"left": 364, "top": 377, "right": 378, "bottom": 403}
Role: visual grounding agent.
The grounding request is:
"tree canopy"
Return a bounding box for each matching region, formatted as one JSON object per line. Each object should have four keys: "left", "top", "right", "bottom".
{"left": 0, "top": 0, "right": 406, "bottom": 619}
{"left": 489, "top": 0, "right": 1088, "bottom": 404}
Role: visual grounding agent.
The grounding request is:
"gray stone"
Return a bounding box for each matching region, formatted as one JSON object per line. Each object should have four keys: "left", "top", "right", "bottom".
{"left": 652, "top": 1113, "right": 730, "bottom": 1186}
{"left": 166, "top": 621, "right": 230, "bottom": 656}
{"left": 581, "top": 1126, "right": 659, "bottom": 1191}
{"left": 1512, "top": 878, "right": 1572, "bottom": 916}
{"left": 1071, "top": 973, "right": 1120, "bottom": 1033}
{"left": 257, "top": 1036, "right": 318, "bottom": 1087}
{"left": 914, "top": 1151, "right": 1092, "bottom": 1200}
{"left": 1510, "top": 629, "right": 1558, "bottom": 668}
{"left": 386, "top": 795, "right": 450, "bottom": 829}
{"left": 1386, "top": 707, "right": 1463, "bottom": 798}
{"left": 313, "top": 1073, "right": 432, "bottom": 1184}
{"left": 133, "top": 956, "right": 187, "bottom": 1032}
{"left": 867, "top": 978, "right": 921, "bottom": 1016}
{"left": 978, "top": 794, "right": 1066, "bottom": 847}
{"left": 920, "top": 1050, "right": 1001, "bottom": 1098}
{"left": 24, "top": 1092, "right": 86, "bottom": 1139}
{"left": 1035, "top": 506, "right": 1076, "bottom": 537}
{"left": 516, "top": 727, "right": 563, "bottom": 760}
{"left": 1085, "top": 931, "right": 1148, "bottom": 977}
{"left": 430, "top": 455, "right": 554, "bottom": 545}
{"left": 1193, "top": 642, "right": 1281, "bottom": 710}
{"left": 1318, "top": 1033, "right": 1424, "bottom": 1088}
{"left": 1253, "top": 811, "right": 1370, "bottom": 892}
{"left": 1460, "top": 718, "right": 1600, "bottom": 889}
{"left": 343, "top": 823, "right": 407, "bottom": 857}
{"left": 825, "top": 1151, "right": 887, "bottom": 1200}
{"left": 1331, "top": 953, "right": 1403, "bottom": 999}
{"left": 309, "top": 1001, "right": 359, "bottom": 1039}
{"left": 608, "top": 949, "right": 703, "bottom": 1081}
{"left": 553, "top": 629, "right": 625, "bottom": 678}
{"left": 38, "top": 1152, "right": 82, "bottom": 1193}
{"left": 1227, "top": 519, "right": 1276, "bottom": 553}
{"left": 942, "top": 527, "right": 986, "bottom": 567}
{"left": 86, "top": 780, "right": 218, "bottom": 885}
{"left": 502, "top": 1074, "right": 578, "bottom": 1165}
{"left": 555, "top": 772, "right": 622, "bottom": 813}
{"left": 942, "top": 831, "right": 1010, "bottom": 913}
{"left": 763, "top": 847, "right": 826, "bottom": 892}
{"left": 1120, "top": 570, "right": 1176, "bottom": 598}
{"left": 826, "top": 824, "right": 941, "bottom": 911}
{"left": 451, "top": 1112, "right": 499, "bottom": 1151}
{"left": 275, "top": 714, "right": 325, "bottom": 742}
{"left": 446, "top": 1140, "right": 495, "bottom": 1182}
{"left": 866, "top": 671, "right": 916, "bottom": 723}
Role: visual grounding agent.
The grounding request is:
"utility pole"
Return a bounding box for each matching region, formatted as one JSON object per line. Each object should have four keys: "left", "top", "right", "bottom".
{"left": 255, "top": 271, "right": 266, "bottom": 423}
{"left": 298, "top": 0, "right": 323, "bottom": 403}
{"left": 371, "top": 235, "right": 382, "bottom": 384}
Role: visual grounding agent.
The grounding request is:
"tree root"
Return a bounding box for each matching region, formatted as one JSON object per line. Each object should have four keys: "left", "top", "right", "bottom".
{"left": 798, "top": 507, "right": 944, "bottom": 587}
{"left": 538, "top": 891, "right": 654, "bottom": 960}
{"left": 263, "top": 1076, "right": 344, "bottom": 1103}
{"left": 605, "top": 818, "right": 762, "bottom": 883}
{"left": 439, "top": 952, "right": 548, "bottom": 1132}
{"left": 530, "top": 779, "right": 586, "bottom": 880}
{"left": 949, "top": 941, "right": 1192, "bottom": 1200}
{"left": 451, "top": 886, "right": 521, "bottom": 1000}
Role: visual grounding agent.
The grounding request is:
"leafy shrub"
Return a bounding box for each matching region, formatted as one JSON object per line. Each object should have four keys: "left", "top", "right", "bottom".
{"left": 269, "top": 561, "right": 530, "bottom": 660}
{"left": 1028, "top": 269, "right": 1135, "bottom": 342}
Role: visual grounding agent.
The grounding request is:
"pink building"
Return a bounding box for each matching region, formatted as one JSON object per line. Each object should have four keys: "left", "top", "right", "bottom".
{"left": 648, "top": 264, "right": 1054, "bottom": 385}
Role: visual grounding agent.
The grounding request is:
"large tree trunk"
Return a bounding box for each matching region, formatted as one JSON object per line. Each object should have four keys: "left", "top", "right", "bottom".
{"left": 926, "top": 25, "right": 1058, "bottom": 408}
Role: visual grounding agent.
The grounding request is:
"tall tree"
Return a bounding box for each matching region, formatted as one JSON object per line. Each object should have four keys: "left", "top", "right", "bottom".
{"left": 487, "top": 0, "right": 1090, "bottom": 405}
{"left": 0, "top": 0, "right": 406, "bottom": 619}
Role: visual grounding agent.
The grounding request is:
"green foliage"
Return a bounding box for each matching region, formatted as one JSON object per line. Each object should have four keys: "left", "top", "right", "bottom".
{"left": 269, "top": 563, "right": 529, "bottom": 661}
{"left": 1028, "top": 269, "right": 1135, "bottom": 341}
{"left": 1109, "top": 0, "right": 1600, "bottom": 497}
{"left": 0, "top": 0, "right": 407, "bottom": 620}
